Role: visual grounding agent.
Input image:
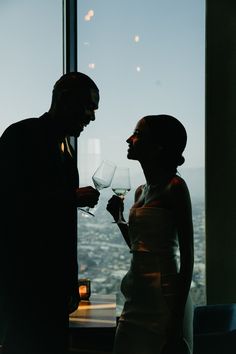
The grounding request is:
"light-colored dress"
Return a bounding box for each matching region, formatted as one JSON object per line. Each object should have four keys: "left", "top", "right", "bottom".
{"left": 113, "top": 205, "right": 193, "bottom": 354}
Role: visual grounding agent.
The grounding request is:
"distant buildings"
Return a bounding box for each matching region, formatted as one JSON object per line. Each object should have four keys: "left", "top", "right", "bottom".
{"left": 77, "top": 197, "right": 206, "bottom": 314}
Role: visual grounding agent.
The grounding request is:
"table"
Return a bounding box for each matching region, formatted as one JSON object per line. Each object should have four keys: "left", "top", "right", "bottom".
{"left": 69, "top": 293, "right": 116, "bottom": 328}
{"left": 69, "top": 294, "right": 117, "bottom": 352}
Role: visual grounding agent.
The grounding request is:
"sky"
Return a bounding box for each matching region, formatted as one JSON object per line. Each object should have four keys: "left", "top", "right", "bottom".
{"left": 0, "top": 0, "right": 205, "bottom": 191}
{"left": 77, "top": 0, "right": 205, "bottom": 171}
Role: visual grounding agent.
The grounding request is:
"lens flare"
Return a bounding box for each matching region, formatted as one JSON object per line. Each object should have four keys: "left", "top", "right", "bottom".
{"left": 84, "top": 9, "right": 94, "bottom": 21}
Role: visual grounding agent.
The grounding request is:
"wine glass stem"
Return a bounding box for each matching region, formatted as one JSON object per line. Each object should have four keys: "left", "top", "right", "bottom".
{"left": 118, "top": 206, "right": 122, "bottom": 222}
{"left": 117, "top": 196, "right": 125, "bottom": 223}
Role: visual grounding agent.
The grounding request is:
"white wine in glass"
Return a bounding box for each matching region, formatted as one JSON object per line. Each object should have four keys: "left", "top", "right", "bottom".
{"left": 111, "top": 167, "right": 131, "bottom": 224}
{"left": 79, "top": 160, "right": 116, "bottom": 216}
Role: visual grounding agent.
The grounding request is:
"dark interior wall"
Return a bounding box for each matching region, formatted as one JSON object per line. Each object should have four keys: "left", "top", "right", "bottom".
{"left": 206, "top": 0, "right": 236, "bottom": 303}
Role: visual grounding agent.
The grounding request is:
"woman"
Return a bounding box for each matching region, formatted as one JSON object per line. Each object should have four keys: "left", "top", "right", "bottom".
{"left": 107, "top": 115, "right": 194, "bottom": 354}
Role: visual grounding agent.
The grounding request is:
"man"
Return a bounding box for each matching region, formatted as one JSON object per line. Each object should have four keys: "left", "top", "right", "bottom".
{"left": 0, "top": 72, "right": 100, "bottom": 354}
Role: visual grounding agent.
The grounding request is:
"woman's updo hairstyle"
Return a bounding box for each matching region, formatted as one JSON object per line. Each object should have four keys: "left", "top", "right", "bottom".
{"left": 143, "top": 115, "right": 187, "bottom": 174}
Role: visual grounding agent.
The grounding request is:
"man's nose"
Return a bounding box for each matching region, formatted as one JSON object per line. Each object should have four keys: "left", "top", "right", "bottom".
{"left": 90, "top": 113, "right": 96, "bottom": 121}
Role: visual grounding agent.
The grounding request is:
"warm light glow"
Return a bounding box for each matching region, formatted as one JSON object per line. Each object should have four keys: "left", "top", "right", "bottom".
{"left": 78, "top": 278, "right": 91, "bottom": 300}
{"left": 88, "top": 63, "right": 95, "bottom": 69}
{"left": 88, "top": 10, "right": 94, "bottom": 17}
{"left": 134, "top": 35, "right": 140, "bottom": 42}
{"left": 76, "top": 303, "right": 115, "bottom": 310}
{"left": 79, "top": 285, "right": 88, "bottom": 297}
{"left": 84, "top": 9, "right": 94, "bottom": 21}
{"left": 70, "top": 318, "right": 115, "bottom": 325}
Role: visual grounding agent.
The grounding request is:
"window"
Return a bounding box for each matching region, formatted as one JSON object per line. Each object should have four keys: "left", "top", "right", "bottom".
{"left": 77, "top": 0, "right": 206, "bottom": 313}
{"left": 0, "top": 1, "right": 205, "bottom": 314}
{"left": 0, "top": 0, "right": 62, "bottom": 136}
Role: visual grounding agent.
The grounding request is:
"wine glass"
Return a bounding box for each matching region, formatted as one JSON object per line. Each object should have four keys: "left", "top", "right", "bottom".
{"left": 79, "top": 160, "right": 117, "bottom": 216}
{"left": 111, "top": 167, "right": 131, "bottom": 224}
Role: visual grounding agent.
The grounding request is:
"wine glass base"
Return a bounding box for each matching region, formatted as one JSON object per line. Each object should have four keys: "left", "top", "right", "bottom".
{"left": 112, "top": 220, "right": 128, "bottom": 225}
{"left": 78, "top": 208, "right": 95, "bottom": 217}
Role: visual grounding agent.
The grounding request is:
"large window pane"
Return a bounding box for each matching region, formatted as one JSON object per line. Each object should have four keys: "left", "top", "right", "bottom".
{"left": 77, "top": 0, "right": 205, "bottom": 313}
{"left": 0, "top": 0, "right": 62, "bottom": 135}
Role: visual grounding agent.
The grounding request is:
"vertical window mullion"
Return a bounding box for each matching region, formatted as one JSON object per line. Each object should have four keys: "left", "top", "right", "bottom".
{"left": 62, "top": 0, "right": 78, "bottom": 155}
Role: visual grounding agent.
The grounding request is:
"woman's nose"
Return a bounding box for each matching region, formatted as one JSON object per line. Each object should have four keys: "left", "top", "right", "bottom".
{"left": 126, "top": 135, "right": 132, "bottom": 143}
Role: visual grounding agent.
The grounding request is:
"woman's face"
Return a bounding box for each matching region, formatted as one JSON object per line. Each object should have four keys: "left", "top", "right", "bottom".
{"left": 126, "top": 118, "right": 158, "bottom": 162}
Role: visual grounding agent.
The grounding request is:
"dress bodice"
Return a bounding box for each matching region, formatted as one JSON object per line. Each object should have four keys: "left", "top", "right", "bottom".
{"left": 129, "top": 206, "right": 178, "bottom": 261}
{"left": 117, "top": 186, "right": 193, "bottom": 354}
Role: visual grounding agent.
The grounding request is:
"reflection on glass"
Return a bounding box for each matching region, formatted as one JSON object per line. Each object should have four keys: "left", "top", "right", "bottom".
{"left": 77, "top": 0, "right": 206, "bottom": 313}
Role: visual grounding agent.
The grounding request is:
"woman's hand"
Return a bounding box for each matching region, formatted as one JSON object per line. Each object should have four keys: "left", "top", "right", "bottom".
{"left": 106, "top": 195, "right": 124, "bottom": 222}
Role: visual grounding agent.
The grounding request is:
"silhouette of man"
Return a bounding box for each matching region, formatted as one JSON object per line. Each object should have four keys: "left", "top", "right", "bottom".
{"left": 0, "top": 72, "right": 100, "bottom": 354}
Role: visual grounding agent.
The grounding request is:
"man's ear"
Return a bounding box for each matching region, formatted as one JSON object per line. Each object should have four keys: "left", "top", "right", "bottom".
{"left": 58, "top": 89, "right": 71, "bottom": 103}
{"left": 59, "top": 90, "right": 77, "bottom": 112}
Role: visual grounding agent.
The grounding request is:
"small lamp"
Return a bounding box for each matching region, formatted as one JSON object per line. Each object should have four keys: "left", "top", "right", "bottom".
{"left": 78, "top": 278, "right": 91, "bottom": 300}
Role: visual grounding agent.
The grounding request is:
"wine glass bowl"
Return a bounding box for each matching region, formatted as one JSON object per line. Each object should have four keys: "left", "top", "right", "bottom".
{"left": 112, "top": 188, "right": 131, "bottom": 197}
{"left": 79, "top": 160, "right": 116, "bottom": 216}
{"left": 92, "top": 161, "right": 117, "bottom": 190}
{"left": 111, "top": 167, "right": 131, "bottom": 224}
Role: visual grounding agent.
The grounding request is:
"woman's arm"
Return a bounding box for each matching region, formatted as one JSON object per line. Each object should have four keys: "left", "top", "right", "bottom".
{"left": 106, "top": 195, "right": 130, "bottom": 247}
{"left": 106, "top": 185, "right": 143, "bottom": 249}
{"left": 171, "top": 178, "right": 194, "bottom": 318}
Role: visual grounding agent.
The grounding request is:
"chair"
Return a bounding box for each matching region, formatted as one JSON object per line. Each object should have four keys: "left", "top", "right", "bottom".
{"left": 193, "top": 303, "right": 236, "bottom": 354}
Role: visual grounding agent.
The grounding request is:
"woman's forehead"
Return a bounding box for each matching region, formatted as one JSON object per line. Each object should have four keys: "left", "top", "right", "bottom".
{"left": 135, "top": 118, "right": 146, "bottom": 130}
{"left": 134, "top": 118, "right": 152, "bottom": 137}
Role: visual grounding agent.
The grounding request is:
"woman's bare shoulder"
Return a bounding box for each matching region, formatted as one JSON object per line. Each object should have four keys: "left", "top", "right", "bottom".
{"left": 169, "top": 175, "right": 189, "bottom": 191}
{"left": 168, "top": 175, "right": 191, "bottom": 207}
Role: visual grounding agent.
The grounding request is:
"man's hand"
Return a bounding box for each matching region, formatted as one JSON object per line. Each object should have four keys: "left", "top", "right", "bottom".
{"left": 75, "top": 186, "right": 100, "bottom": 208}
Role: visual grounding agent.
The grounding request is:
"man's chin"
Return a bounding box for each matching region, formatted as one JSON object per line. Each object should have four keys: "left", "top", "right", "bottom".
{"left": 72, "top": 130, "right": 82, "bottom": 138}
{"left": 127, "top": 152, "right": 135, "bottom": 160}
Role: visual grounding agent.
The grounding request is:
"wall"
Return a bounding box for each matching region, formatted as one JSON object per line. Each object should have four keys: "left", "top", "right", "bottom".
{"left": 206, "top": 0, "right": 236, "bottom": 303}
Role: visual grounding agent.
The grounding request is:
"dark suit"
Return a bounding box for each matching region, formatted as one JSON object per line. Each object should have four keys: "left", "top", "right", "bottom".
{"left": 0, "top": 113, "right": 79, "bottom": 353}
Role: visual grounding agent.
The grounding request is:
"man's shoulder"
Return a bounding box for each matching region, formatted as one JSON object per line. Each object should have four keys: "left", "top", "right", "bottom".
{"left": 1, "top": 114, "right": 48, "bottom": 140}
{"left": 5, "top": 117, "right": 40, "bottom": 132}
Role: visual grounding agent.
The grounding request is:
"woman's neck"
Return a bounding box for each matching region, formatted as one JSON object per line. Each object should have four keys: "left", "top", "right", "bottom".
{"left": 140, "top": 162, "right": 174, "bottom": 186}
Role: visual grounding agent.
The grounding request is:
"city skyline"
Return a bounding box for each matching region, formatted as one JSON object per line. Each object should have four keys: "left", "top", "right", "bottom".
{"left": 77, "top": 195, "right": 206, "bottom": 313}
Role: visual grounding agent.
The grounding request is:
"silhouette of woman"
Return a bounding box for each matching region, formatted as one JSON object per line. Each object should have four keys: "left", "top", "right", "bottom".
{"left": 107, "top": 115, "right": 194, "bottom": 354}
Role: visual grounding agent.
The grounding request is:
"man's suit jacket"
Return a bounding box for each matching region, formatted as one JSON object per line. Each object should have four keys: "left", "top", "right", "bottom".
{"left": 0, "top": 113, "right": 79, "bottom": 343}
